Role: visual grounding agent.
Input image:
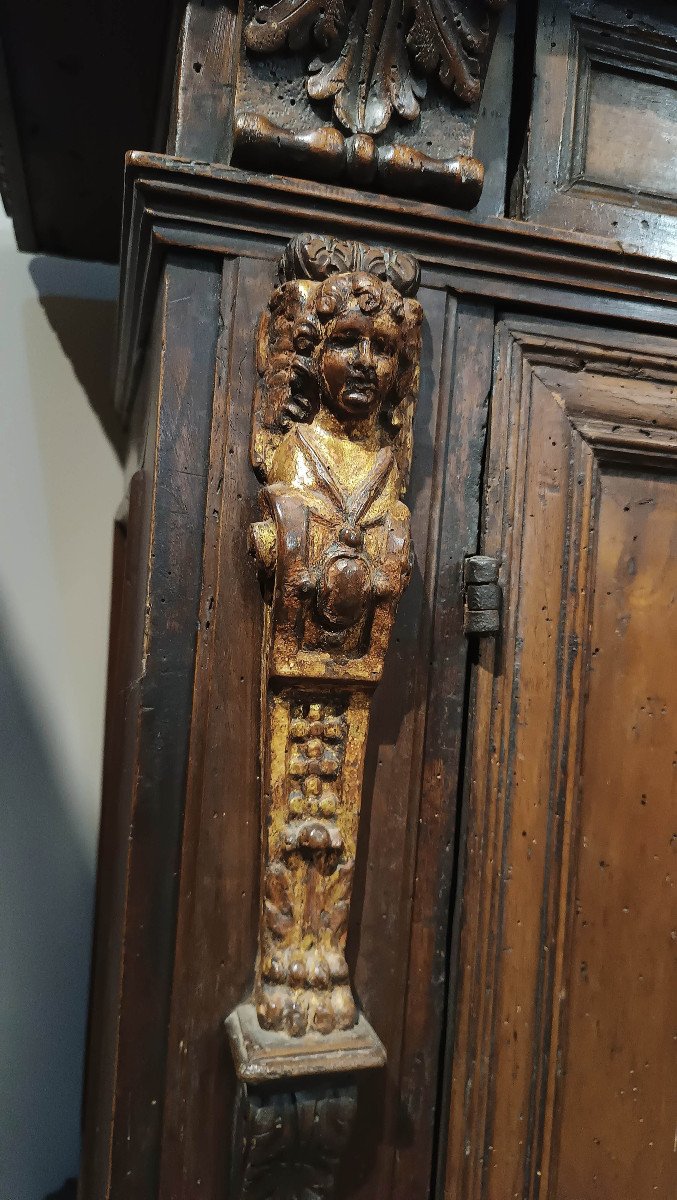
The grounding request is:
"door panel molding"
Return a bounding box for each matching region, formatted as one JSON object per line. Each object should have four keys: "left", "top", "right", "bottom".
{"left": 444, "top": 318, "right": 677, "bottom": 1200}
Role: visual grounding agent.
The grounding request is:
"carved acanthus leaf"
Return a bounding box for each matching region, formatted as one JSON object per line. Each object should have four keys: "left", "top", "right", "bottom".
{"left": 245, "top": 0, "right": 349, "bottom": 53}
{"left": 237, "top": 1086, "right": 357, "bottom": 1200}
{"left": 307, "top": 0, "right": 426, "bottom": 137}
{"left": 368, "top": 0, "right": 427, "bottom": 131}
{"left": 264, "top": 862, "right": 295, "bottom": 940}
{"left": 245, "top": 0, "right": 506, "bottom": 135}
{"left": 279, "top": 234, "right": 420, "bottom": 295}
{"left": 320, "top": 860, "right": 354, "bottom": 944}
{"left": 406, "top": 0, "right": 490, "bottom": 103}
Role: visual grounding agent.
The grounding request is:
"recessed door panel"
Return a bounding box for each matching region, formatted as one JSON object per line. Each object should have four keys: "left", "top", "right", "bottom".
{"left": 444, "top": 318, "right": 677, "bottom": 1200}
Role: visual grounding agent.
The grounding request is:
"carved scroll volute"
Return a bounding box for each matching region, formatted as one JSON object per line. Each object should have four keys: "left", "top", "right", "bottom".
{"left": 227, "top": 234, "right": 422, "bottom": 1093}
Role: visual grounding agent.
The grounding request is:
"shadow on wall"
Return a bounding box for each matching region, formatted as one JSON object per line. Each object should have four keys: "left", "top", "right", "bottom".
{"left": 44, "top": 1182, "right": 77, "bottom": 1200}
{"left": 0, "top": 605, "right": 93, "bottom": 1199}
{"left": 0, "top": 242, "right": 123, "bottom": 1198}
{"left": 28, "top": 256, "right": 127, "bottom": 465}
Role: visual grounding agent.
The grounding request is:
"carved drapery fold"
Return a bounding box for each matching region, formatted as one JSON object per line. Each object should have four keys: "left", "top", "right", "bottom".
{"left": 227, "top": 232, "right": 421, "bottom": 1097}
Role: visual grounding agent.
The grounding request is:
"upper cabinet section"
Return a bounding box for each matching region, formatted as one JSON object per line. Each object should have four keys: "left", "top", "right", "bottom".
{"left": 520, "top": 0, "right": 677, "bottom": 259}
{"left": 4, "top": 0, "right": 677, "bottom": 259}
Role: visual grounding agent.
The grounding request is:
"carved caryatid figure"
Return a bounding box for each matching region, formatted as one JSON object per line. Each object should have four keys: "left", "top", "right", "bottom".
{"left": 232, "top": 236, "right": 422, "bottom": 1053}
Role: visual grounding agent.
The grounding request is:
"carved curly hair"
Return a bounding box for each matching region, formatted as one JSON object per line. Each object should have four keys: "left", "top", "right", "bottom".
{"left": 251, "top": 236, "right": 423, "bottom": 485}
{"left": 257, "top": 270, "right": 421, "bottom": 432}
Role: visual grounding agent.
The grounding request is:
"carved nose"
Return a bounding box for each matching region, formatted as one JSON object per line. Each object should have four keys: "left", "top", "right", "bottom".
{"left": 355, "top": 338, "right": 374, "bottom": 368}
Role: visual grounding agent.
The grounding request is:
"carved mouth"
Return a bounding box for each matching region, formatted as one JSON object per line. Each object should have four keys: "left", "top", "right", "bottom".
{"left": 341, "top": 380, "right": 377, "bottom": 411}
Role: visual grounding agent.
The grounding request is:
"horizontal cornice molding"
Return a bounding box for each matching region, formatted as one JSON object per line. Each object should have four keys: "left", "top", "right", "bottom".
{"left": 117, "top": 152, "right": 677, "bottom": 417}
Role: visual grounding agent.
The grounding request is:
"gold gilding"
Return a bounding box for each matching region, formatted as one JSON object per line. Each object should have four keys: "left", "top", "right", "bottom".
{"left": 249, "top": 236, "right": 422, "bottom": 1037}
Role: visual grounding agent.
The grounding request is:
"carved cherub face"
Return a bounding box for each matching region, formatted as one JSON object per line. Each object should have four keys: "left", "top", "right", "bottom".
{"left": 319, "top": 301, "right": 400, "bottom": 421}
{"left": 314, "top": 271, "right": 412, "bottom": 425}
{"left": 255, "top": 267, "right": 422, "bottom": 478}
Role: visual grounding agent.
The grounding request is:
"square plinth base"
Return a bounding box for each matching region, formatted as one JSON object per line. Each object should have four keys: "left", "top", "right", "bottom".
{"left": 226, "top": 1003, "right": 386, "bottom": 1084}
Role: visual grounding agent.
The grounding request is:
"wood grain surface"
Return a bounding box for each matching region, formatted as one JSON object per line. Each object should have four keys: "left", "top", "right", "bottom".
{"left": 443, "top": 317, "right": 677, "bottom": 1200}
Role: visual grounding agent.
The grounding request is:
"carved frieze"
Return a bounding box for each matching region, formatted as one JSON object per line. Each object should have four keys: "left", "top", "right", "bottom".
{"left": 226, "top": 233, "right": 422, "bottom": 1092}
{"left": 234, "top": 1, "right": 507, "bottom": 206}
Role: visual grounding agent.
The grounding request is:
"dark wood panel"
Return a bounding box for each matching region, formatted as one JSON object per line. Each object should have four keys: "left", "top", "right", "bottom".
{"left": 522, "top": 0, "right": 677, "bottom": 259}
{"left": 78, "top": 299, "right": 166, "bottom": 1200}
{"left": 393, "top": 301, "right": 494, "bottom": 1200}
{"left": 167, "top": 0, "right": 242, "bottom": 164}
{"left": 157, "top": 253, "right": 267, "bottom": 1198}
{"left": 443, "top": 317, "right": 677, "bottom": 1200}
{"left": 79, "top": 255, "right": 223, "bottom": 1200}
{"left": 79, "top": 475, "right": 146, "bottom": 1200}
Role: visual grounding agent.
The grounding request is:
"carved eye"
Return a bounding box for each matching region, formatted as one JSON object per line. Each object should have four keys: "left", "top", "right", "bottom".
{"left": 330, "top": 331, "right": 357, "bottom": 348}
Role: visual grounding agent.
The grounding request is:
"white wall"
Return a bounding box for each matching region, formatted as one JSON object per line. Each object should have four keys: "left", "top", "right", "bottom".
{"left": 0, "top": 212, "right": 124, "bottom": 1200}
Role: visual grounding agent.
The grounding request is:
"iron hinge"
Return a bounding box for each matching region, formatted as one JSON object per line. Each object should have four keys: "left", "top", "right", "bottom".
{"left": 463, "top": 555, "right": 502, "bottom": 637}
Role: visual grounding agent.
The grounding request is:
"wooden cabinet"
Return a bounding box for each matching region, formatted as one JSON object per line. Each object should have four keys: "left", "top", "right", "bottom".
{"left": 0, "top": 3, "right": 665, "bottom": 1198}
{"left": 77, "top": 148, "right": 677, "bottom": 1195}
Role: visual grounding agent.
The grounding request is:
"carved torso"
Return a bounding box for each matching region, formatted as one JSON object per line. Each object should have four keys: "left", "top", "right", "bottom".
{"left": 265, "top": 424, "right": 410, "bottom": 662}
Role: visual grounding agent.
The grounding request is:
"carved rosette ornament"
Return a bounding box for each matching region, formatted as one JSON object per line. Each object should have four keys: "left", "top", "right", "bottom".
{"left": 227, "top": 234, "right": 422, "bottom": 1104}
{"left": 234, "top": 0, "right": 507, "bottom": 205}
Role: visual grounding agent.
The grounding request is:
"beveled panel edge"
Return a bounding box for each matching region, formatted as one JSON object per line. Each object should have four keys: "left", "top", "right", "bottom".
{"left": 560, "top": 13, "right": 677, "bottom": 205}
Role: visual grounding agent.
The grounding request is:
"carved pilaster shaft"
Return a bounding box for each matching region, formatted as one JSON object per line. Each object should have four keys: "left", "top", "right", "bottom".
{"left": 227, "top": 234, "right": 422, "bottom": 1083}
{"left": 257, "top": 688, "right": 365, "bottom": 1036}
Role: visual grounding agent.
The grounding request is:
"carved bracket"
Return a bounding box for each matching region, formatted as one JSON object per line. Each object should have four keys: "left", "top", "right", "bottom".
{"left": 227, "top": 234, "right": 422, "bottom": 1089}
{"left": 233, "top": 112, "right": 485, "bottom": 207}
{"left": 234, "top": 1, "right": 507, "bottom": 205}
{"left": 231, "top": 1081, "right": 357, "bottom": 1200}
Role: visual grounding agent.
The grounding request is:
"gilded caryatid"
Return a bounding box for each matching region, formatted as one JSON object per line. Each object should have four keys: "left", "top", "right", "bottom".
{"left": 228, "top": 235, "right": 422, "bottom": 1070}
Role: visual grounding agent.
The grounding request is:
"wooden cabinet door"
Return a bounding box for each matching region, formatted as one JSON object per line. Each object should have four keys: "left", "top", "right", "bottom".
{"left": 444, "top": 318, "right": 677, "bottom": 1200}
